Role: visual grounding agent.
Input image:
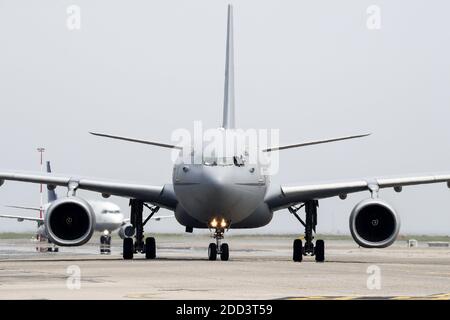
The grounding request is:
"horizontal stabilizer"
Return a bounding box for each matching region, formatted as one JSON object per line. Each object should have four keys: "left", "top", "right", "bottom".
{"left": 4, "top": 205, "right": 41, "bottom": 211}
{"left": 90, "top": 132, "right": 182, "bottom": 150}
{"left": 262, "top": 133, "right": 371, "bottom": 152}
{"left": 0, "top": 214, "right": 43, "bottom": 222}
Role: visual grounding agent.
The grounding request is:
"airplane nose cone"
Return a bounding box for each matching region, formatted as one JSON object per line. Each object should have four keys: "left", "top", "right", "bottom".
{"left": 173, "top": 165, "right": 267, "bottom": 225}
{"left": 115, "top": 214, "right": 125, "bottom": 224}
{"left": 202, "top": 169, "right": 228, "bottom": 190}
{"left": 117, "top": 213, "right": 125, "bottom": 221}
{"left": 193, "top": 168, "right": 260, "bottom": 223}
{"left": 200, "top": 171, "right": 233, "bottom": 210}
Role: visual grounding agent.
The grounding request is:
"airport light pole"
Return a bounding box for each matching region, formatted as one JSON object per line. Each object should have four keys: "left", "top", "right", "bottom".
{"left": 37, "top": 147, "right": 45, "bottom": 220}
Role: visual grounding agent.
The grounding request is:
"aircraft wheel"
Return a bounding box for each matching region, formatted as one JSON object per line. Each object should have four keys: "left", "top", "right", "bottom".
{"left": 145, "top": 237, "right": 156, "bottom": 259}
{"left": 100, "top": 235, "right": 106, "bottom": 254}
{"left": 293, "top": 239, "right": 303, "bottom": 262}
{"left": 208, "top": 243, "right": 217, "bottom": 261}
{"left": 123, "top": 238, "right": 134, "bottom": 260}
{"left": 315, "top": 240, "right": 325, "bottom": 262}
{"left": 220, "top": 243, "right": 229, "bottom": 261}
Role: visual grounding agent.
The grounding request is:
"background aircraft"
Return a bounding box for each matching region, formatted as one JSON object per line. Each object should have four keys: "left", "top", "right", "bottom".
{"left": 1, "top": 5, "right": 450, "bottom": 262}
{"left": 0, "top": 161, "right": 132, "bottom": 253}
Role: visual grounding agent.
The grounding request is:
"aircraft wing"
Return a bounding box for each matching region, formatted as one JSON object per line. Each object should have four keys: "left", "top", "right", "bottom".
{"left": 0, "top": 171, "right": 177, "bottom": 210}
{"left": 265, "top": 173, "right": 450, "bottom": 211}
{"left": 0, "top": 214, "right": 43, "bottom": 222}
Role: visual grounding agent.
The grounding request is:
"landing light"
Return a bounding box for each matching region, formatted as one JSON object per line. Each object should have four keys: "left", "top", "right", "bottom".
{"left": 210, "top": 218, "right": 228, "bottom": 228}
{"left": 220, "top": 219, "right": 227, "bottom": 228}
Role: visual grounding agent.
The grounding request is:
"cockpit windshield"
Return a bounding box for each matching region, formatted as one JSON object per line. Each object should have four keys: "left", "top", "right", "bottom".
{"left": 101, "top": 209, "right": 121, "bottom": 214}
{"left": 203, "top": 155, "right": 245, "bottom": 167}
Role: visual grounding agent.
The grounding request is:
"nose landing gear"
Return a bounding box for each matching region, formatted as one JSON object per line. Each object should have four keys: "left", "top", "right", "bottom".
{"left": 289, "top": 200, "right": 325, "bottom": 263}
{"left": 208, "top": 228, "right": 229, "bottom": 261}
{"left": 100, "top": 234, "right": 111, "bottom": 254}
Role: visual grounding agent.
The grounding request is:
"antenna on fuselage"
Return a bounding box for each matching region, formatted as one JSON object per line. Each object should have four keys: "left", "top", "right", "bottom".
{"left": 222, "top": 4, "right": 235, "bottom": 129}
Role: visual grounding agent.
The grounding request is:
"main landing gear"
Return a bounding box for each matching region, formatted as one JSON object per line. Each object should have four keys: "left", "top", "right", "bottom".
{"left": 289, "top": 200, "right": 325, "bottom": 263}
{"left": 208, "top": 228, "right": 229, "bottom": 261}
{"left": 35, "top": 235, "right": 59, "bottom": 253}
{"left": 123, "top": 199, "right": 159, "bottom": 260}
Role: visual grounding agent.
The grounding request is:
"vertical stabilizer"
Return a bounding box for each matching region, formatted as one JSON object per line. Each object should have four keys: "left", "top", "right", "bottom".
{"left": 46, "top": 161, "right": 58, "bottom": 202}
{"left": 222, "top": 4, "right": 235, "bottom": 129}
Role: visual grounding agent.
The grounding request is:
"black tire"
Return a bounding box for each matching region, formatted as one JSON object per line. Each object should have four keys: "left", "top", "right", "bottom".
{"left": 315, "top": 240, "right": 325, "bottom": 262}
{"left": 123, "top": 238, "right": 134, "bottom": 260}
{"left": 208, "top": 243, "right": 217, "bottom": 261}
{"left": 100, "top": 236, "right": 105, "bottom": 253}
{"left": 220, "top": 243, "right": 229, "bottom": 261}
{"left": 145, "top": 237, "right": 156, "bottom": 259}
{"left": 293, "top": 239, "right": 303, "bottom": 262}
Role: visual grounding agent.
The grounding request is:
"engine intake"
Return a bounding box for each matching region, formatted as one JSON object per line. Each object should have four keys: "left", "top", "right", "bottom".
{"left": 45, "top": 197, "right": 95, "bottom": 246}
{"left": 349, "top": 198, "right": 400, "bottom": 248}
{"left": 118, "top": 223, "right": 135, "bottom": 239}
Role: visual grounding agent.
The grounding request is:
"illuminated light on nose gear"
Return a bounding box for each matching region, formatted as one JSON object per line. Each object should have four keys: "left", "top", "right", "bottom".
{"left": 210, "top": 218, "right": 218, "bottom": 228}
{"left": 220, "top": 219, "right": 227, "bottom": 228}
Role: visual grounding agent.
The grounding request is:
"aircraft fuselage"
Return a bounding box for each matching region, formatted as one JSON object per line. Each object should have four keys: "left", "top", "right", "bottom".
{"left": 172, "top": 155, "right": 273, "bottom": 229}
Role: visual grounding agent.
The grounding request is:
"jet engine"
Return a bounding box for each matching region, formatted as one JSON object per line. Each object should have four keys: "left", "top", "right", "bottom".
{"left": 349, "top": 198, "right": 400, "bottom": 248}
{"left": 44, "top": 197, "right": 95, "bottom": 246}
{"left": 118, "top": 223, "right": 135, "bottom": 239}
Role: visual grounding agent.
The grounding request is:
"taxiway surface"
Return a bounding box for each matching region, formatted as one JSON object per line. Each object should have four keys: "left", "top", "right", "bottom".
{"left": 0, "top": 235, "right": 449, "bottom": 299}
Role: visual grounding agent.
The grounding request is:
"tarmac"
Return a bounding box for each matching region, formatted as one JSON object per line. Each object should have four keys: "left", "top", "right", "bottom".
{"left": 0, "top": 234, "right": 449, "bottom": 299}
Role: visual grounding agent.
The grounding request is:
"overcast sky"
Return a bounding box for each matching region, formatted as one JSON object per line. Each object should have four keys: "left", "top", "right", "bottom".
{"left": 0, "top": 0, "right": 449, "bottom": 235}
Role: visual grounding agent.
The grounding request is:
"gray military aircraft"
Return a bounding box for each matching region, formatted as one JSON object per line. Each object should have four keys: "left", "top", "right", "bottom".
{"left": 1, "top": 5, "right": 450, "bottom": 262}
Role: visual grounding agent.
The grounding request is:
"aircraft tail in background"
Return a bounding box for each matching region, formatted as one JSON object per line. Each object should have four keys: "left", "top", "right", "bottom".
{"left": 46, "top": 161, "right": 57, "bottom": 202}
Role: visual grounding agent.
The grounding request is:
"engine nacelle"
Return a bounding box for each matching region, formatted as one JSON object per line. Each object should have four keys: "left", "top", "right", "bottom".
{"left": 118, "top": 223, "right": 135, "bottom": 239}
{"left": 44, "top": 197, "right": 95, "bottom": 246}
{"left": 349, "top": 198, "right": 400, "bottom": 248}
